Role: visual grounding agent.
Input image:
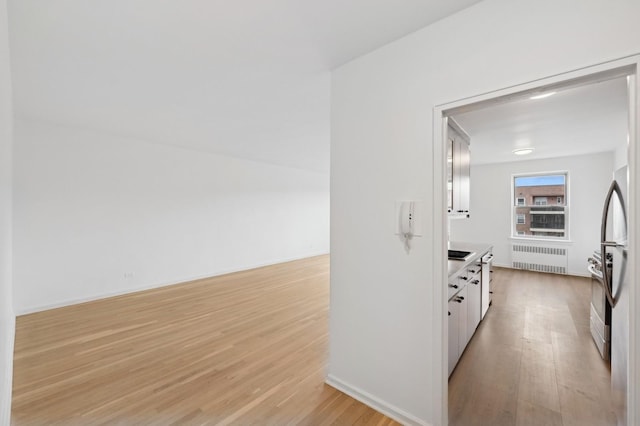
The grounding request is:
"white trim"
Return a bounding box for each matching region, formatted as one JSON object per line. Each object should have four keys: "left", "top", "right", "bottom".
{"left": 14, "top": 251, "right": 329, "bottom": 315}
{"left": 325, "top": 374, "right": 432, "bottom": 426}
{"left": 529, "top": 228, "right": 564, "bottom": 233}
{"left": 432, "top": 114, "right": 448, "bottom": 426}
{"left": 1, "top": 314, "right": 15, "bottom": 426}
{"left": 433, "top": 54, "right": 640, "bottom": 426}
{"left": 529, "top": 211, "right": 564, "bottom": 215}
{"left": 627, "top": 63, "right": 639, "bottom": 426}
{"left": 508, "top": 236, "right": 574, "bottom": 244}
{"left": 493, "top": 263, "right": 590, "bottom": 278}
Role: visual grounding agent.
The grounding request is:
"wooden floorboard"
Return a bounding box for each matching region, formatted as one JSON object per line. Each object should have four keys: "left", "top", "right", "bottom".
{"left": 449, "top": 267, "right": 617, "bottom": 426}
{"left": 11, "top": 255, "right": 400, "bottom": 425}
{"left": 14, "top": 258, "right": 617, "bottom": 425}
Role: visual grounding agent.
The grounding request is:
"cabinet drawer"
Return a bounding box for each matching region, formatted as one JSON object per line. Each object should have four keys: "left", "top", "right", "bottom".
{"left": 448, "top": 277, "right": 465, "bottom": 299}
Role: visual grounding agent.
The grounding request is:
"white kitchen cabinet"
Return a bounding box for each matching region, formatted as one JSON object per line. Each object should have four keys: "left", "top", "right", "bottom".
{"left": 448, "top": 244, "right": 494, "bottom": 377}
{"left": 465, "top": 262, "right": 482, "bottom": 343}
{"left": 447, "top": 119, "right": 471, "bottom": 217}
{"left": 447, "top": 297, "right": 459, "bottom": 377}
{"left": 448, "top": 284, "right": 467, "bottom": 376}
{"left": 481, "top": 251, "right": 493, "bottom": 319}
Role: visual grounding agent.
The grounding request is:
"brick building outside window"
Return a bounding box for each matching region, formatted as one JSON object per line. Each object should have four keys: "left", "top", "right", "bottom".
{"left": 513, "top": 174, "right": 567, "bottom": 238}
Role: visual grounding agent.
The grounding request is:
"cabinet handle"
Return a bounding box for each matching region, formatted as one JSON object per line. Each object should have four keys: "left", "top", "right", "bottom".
{"left": 457, "top": 210, "right": 464, "bottom": 213}
{"left": 458, "top": 296, "right": 464, "bottom": 300}
{"left": 448, "top": 311, "right": 451, "bottom": 316}
{"left": 448, "top": 284, "right": 459, "bottom": 289}
{"left": 455, "top": 299, "right": 463, "bottom": 303}
{"left": 460, "top": 276, "right": 468, "bottom": 281}
{"left": 472, "top": 279, "right": 479, "bottom": 285}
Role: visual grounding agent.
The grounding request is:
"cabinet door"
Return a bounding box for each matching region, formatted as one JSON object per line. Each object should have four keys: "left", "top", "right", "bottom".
{"left": 457, "top": 139, "right": 470, "bottom": 214}
{"left": 448, "top": 123, "right": 471, "bottom": 217}
{"left": 448, "top": 297, "right": 459, "bottom": 377}
{"left": 447, "top": 137, "right": 454, "bottom": 213}
{"left": 456, "top": 285, "right": 468, "bottom": 360}
{"left": 466, "top": 269, "right": 482, "bottom": 341}
{"left": 481, "top": 253, "right": 492, "bottom": 319}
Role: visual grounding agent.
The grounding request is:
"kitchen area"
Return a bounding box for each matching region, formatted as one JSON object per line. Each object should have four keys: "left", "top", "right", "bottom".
{"left": 447, "top": 243, "right": 493, "bottom": 377}
{"left": 443, "top": 73, "right": 632, "bottom": 425}
{"left": 445, "top": 117, "right": 494, "bottom": 378}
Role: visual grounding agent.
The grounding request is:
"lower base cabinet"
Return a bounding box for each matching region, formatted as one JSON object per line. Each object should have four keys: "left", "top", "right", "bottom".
{"left": 448, "top": 285, "right": 467, "bottom": 376}
{"left": 466, "top": 267, "right": 482, "bottom": 344}
{"left": 448, "top": 259, "right": 483, "bottom": 377}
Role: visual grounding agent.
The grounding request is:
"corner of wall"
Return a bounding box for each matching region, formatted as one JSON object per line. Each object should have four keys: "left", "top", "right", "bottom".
{"left": 0, "top": 312, "right": 15, "bottom": 426}
{"left": 325, "top": 375, "right": 432, "bottom": 426}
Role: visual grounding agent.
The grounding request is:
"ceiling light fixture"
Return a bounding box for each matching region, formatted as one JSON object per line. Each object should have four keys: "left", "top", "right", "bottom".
{"left": 513, "top": 148, "right": 535, "bottom": 156}
{"left": 529, "top": 91, "right": 557, "bottom": 100}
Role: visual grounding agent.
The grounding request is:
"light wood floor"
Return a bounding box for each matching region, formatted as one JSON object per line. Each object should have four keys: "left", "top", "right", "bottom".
{"left": 449, "top": 267, "right": 617, "bottom": 426}
{"left": 12, "top": 255, "right": 399, "bottom": 425}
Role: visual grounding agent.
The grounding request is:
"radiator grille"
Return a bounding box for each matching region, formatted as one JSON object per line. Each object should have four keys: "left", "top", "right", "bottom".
{"left": 511, "top": 244, "right": 568, "bottom": 275}
{"left": 512, "top": 245, "right": 566, "bottom": 256}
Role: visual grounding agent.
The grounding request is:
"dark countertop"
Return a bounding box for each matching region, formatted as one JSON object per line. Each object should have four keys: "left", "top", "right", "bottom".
{"left": 447, "top": 241, "right": 493, "bottom": 280}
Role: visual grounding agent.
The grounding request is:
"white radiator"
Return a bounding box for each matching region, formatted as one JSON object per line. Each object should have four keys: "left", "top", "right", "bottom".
{"left": 511, "top": 244, "right": 568, "bottom": 274}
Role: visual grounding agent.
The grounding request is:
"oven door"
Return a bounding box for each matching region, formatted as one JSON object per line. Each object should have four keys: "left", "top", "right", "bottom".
{"left": 591, "top": 270, "right": 608, "bottom": 322}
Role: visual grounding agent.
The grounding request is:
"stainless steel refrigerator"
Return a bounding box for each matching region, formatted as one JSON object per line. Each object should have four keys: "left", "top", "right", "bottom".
{"left": 600, "top": 165, "right": 629, "bottom": 425}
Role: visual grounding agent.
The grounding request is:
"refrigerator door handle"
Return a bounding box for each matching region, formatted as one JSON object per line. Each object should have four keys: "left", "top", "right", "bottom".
{"left": 600, "top": 180, "right": 627, "bottom": 308}
{"left": 602, "top": 241, "right": 626, "bottom": 248}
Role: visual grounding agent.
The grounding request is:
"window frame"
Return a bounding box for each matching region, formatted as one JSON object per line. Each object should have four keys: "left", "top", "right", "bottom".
{"left": 511, "top": 171, "right": 569, "bottom": 240}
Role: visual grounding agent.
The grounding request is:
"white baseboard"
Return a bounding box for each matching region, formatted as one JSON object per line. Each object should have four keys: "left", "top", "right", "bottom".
{"left": 325, "top": 374, "right": 431, "bottom": 426}
{"left": 493, "top": 262, "right": 590, "bottom": 278}
{"left": 15, "top": 251, "right": 329, "bottom": 315}
{"left": 1, "top": 313, "right": 15, "bottom": 426}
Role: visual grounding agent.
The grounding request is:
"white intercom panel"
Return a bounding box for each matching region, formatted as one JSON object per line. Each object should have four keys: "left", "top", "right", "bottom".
{"left": 395, "top": 200, "right": 423, "bottom": 251}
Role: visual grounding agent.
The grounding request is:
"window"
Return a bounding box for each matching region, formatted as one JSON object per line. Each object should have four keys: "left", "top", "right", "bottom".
{"left": 533, "top": 196, "right": 547, "bottom": 205}
{"left": 513, "top": 173, "right": 567, "bottom": 239}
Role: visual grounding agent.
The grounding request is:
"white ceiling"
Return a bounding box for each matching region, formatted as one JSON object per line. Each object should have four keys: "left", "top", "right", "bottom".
{"left": 452, "top": 77, "right": 629, "bottom": 165}
{"left": 8, "top": 0, "right": 482, "bottom": 173}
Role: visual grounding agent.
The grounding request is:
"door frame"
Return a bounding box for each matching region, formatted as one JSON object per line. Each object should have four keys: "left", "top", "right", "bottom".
{"left": 432, "top": 54, "right": 640, "bottom": 425}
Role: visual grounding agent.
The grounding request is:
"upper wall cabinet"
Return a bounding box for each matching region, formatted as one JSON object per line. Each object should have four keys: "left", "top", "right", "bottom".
{"left": 447, "top": 120, "right": 471, "bottom": 218}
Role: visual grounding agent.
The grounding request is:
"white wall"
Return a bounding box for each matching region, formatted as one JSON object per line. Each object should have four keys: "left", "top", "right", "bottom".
{"left": 330, "top": 0, "right": 640, "bottom": 424}
{"left": 615, "top": 137, "right": 629, "bottom": 171}
{"left": 449, "top": 153, "right": 614, "bottom": 276}
{"left": 0, "top": 0, "right": 14, "bottom": 422}
{"left": 13, "top": 119, "right": 329, "bottom": 314}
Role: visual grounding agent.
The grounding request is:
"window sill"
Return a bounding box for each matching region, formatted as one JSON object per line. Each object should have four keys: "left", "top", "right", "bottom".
{"left": 509, "top": 236, "right": 573, "bottom": 244}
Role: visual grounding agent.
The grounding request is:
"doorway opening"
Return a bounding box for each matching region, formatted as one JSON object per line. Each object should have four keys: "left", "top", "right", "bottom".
{"left": 433, "top": 56, "right": 639, "bottom": 426}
